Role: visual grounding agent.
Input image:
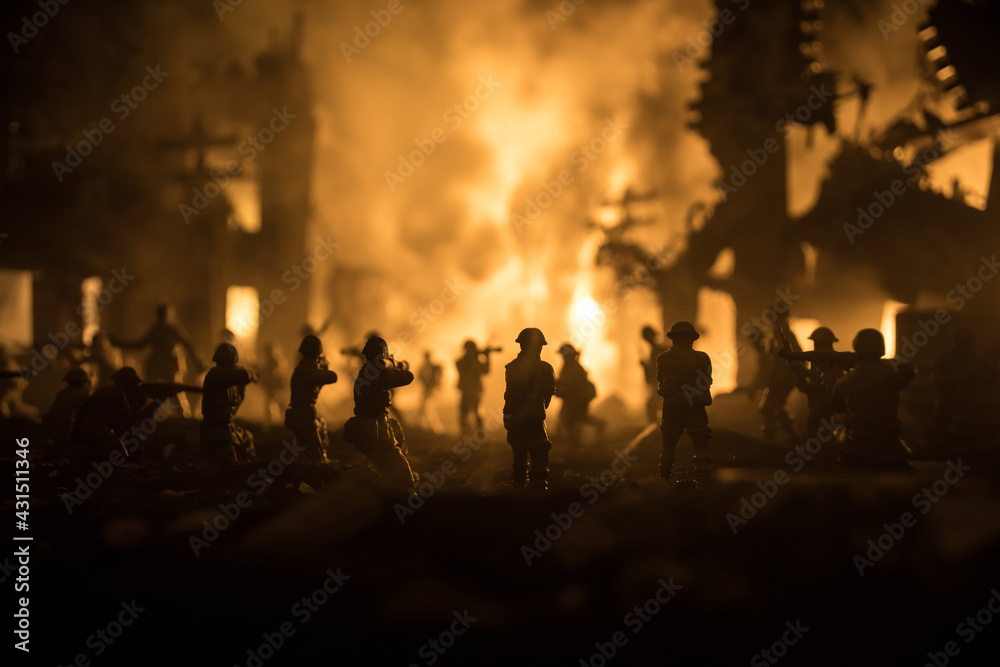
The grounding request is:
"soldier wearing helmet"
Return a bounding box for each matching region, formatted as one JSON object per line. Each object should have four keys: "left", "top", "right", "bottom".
{"left": 284, "top": 335, "right": 338, "bottom": 463}
{"left": 345, "top": 336, "right": 417, "bottom": 488}
{"left": 640, "top": 325, "right": 668, "bottom": 423}
{"left": 554, "top": 343, "right": 605, "bottom": 449}
{"left": 781, "top": 326, "right": 848, "bottom": 438}
{"left": 71, "top": 366, "right": 145, "bottom": 461}
{"left": 456, "top": 339, "right": 494, "bottom": 435}
{"left": 503, "top": 328, "right": 556, "bottom": 488}
{"left": 200, "top": 343, "right": 258, "bottom": 465}
{"left": 831, "top": 329, "right": 914, "bottom": 467}
{"left": 657, "top": 321, "right": 713, "bottom": 481}
{"left": 45, "top": 367, "right": 93, "bottom": 450}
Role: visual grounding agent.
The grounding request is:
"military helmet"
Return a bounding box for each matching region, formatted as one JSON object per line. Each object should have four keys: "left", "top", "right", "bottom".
{"left": 809, "top": 326, "right": 838, "bottom": 343}
{"left": 852, "top": 328, "right": 885, "bottom": 359}
{"left": 299, "top": 334, "right": 323, "bottom": 357}
{"left": 666, "top": 321, "right": 700, "bottom": 340}
{"left": 641, "top": 325, "right": 657, "bottom": 340}
{"left": 213, "top": 343, "right": 239, "bottom": 366}
{"left": 515, "top": 327, "right": 547, "bottom": 346}
{"left": 64, "top": 367, "right": 90, "bottom": 384}
{"left": 463, "top": 339, "right": 478, "bottom": 351}
{"left": 558, "top": 343, "right": 579, "bottom": 357}
{"left": 362, "top": 336, "right": 389, "bottom": 360}
{"left": 111, "top": 366, "right": 142, "bottom": 385}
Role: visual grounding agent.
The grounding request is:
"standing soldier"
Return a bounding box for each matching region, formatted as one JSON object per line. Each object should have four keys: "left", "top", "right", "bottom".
{"left": 831, "top": 329, "right": 914, "bottom": 468}
{"left": 344, "top": 336, "right": 417, "bottom": 488}
{"left": 260, "top": 342, "right": 290, "bottom": 428}
{"left": 109, "top": 303, "right": 204, "bottom": 417}
{"left": 554, "top": 343, "right": 605, "bottom": 449}
{"left": 657, "top": 321, "right": 713, "bottom": 481}
{"left": 200, "top": 343, "right": 257, "bottom": 465}
{"left": 285, "top": 335, "right": 338, "bottom": 463}
{"left": 456, "top": 340, "right": 495, "bottom": 435}
{"left": 417, "top": 350, "right": 445, "bottom": 433}
{"left": 503, "top": 328, "right": 555, "bottom": 489}
{"left": 757, "top": 315, "right": 800, "bottom": 442}
{"left": 640, "top": 325, "right": 668, "bottom": 423}
{"left": 781, "top": 327, "right": 849, "bottom": 438}
{"left": 45, "top": 368, "right": 92, "bottom": 451}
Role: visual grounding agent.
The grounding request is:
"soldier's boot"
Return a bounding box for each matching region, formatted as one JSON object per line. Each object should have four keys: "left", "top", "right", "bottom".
{"left": 511, "top": 447, "right": 529, "bottom": 488}
{"left": 527, "top": 444, "right": 550, "bottom": 490}
{"left": 690, "top": 428, "right": 713, "bottom": 475}
{"left": 659, "top": 428, "right": 681, "bottom": 480}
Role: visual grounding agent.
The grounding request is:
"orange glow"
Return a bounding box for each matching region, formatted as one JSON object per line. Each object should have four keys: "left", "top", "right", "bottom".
{"left": 880, "top": 300, "right": 907, "bottom": 358}
{"left": 226, "top": 285, "right": 260, "bottom": 345}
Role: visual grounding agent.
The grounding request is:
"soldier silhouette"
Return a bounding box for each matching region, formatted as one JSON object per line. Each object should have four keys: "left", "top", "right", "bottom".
{"left": 931, "top": 327, "right": 990, "bottom": 446}
{"left": 417, "top": 350, "right": 445, "bottom": 433}
{"left": 456, "top": 340, "right": 497, "bottom": 435}
{"left": 781, "top": 327, "right": 848, "bottom": 438}
{"left": 44, "top": 368, "right": 92, "bottom": 451}
{"left": 554, "top": 343, "right": 605, "bottom": 449}
{"left": 503, "top": 328, "right": 555, "bottom": 489}
{"left": 285, "top": 335, "right": 338, "bottom": 463}
{"left": 641, "top": 325, "right": 668, "bottom": 423}
{"left": 85, "top": 332, "right": 122, "bottom": 389}
{"left": 344, "top": 336, "right": 417, "bottom": 488}
{"left": 657, "top": 321, "right": 713, "bottom": 481}
{"left": 758, "top": 315, "right": 799, "bottom": 442}
{"left": 260, "top": 341, "right": 290, "bottom": 428}
{"left": 72, "top": 366, "right": 145, "bottom": 461}
{"left": 831, "top": 329, "right": 914, "bottom": 468}
{"left": 200, "top": 343, "right": 257, "bottom": 465}
{"left": 110, "top": 303, "right": 203, "bottom": 417}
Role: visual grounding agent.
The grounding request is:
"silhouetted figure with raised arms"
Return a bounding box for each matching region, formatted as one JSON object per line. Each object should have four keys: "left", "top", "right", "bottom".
{"left": 45, "top": 368, "right": 92, "bottom": 451}
{"left": 657, "top": 321, "right": 713, "bottom": 481}
{"left": 110, "top": 303, "right": 203, "bottom": 417}
{"left": 344, "top": 336, "right": 417, "bottom": 488}
{"left": 555, "top": 343, "right": 605, "bottom": 449}
{"left": 780, "top": 326, "right": 847, "bottom": 438}
{"left": 456, "top": 340, "right": 499, "bottom": 435}
{"left": 831, "top": 329, "right": 914, "bottom": 468}
{"left": 931, "top": 327, "right": 990, "bottom": 447}
{"left": 503, "top": 328, "right": 555, "bottom": 489}
{"left": 417, "top": 350, "right": 445, "bottom": 433}
{"left": 285, "top": 335, "right": 338, "bottom": 463}
{"left": 758, "top": 315, "right": 800, "bottom": 442}
{"left": 641, "top": 325, "right": 668, "bottom": 423}
{"left": 200, "top": 343, "right": 257, "bottom": 465}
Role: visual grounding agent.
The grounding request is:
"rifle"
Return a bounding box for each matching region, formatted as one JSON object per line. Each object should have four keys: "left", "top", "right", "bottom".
{"left": 140, "top": 382, "right": 204, "bottom": 399}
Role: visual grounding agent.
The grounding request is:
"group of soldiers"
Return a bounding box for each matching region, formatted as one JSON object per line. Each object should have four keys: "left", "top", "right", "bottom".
{"left": 13, "top": 296, "right": 985, "bottom": 492}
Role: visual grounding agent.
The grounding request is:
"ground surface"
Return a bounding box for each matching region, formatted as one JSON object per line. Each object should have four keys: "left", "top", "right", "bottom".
{"left": 5, "top": 393, "right": 1000, "bottom": 666}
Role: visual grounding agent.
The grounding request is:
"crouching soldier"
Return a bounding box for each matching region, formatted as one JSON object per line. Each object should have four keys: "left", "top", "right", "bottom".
{"left": 344, "top": 336, "right": 416, "bottom": 488}
{"left": 285, "top": 335, "right": 338, "bottom": 463}
{"left": 201, "top": 343, "right": 257, "bottom": 465}
{"left": 831, "top": 329, "right": 914, "bottom": 468}
{"left": 503, "top": 328, "right": 555, "bottom": 489}
{"left": 658, "top": 321, "right": 713, "bottom": 480}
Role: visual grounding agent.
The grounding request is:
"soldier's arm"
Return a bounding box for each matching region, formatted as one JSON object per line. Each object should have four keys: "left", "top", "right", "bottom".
{"left": 211, "top": 367, "right": 256, "bottom": 388}
{"left": 108, "top": 326, "right": 153, "bottom": 350}
{"left": 542, "top": 364, "right": 556, "bottom": 408}
{"left": 302, "top": 366, "right": 338, "bottom": 386}
{"left": 375, "top": 366, "right": 413, "bottom": 390}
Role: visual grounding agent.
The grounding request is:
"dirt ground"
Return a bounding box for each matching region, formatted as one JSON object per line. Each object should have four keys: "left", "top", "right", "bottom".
{"left": 6, "top": 392, "right": 1000, "bottom": 666}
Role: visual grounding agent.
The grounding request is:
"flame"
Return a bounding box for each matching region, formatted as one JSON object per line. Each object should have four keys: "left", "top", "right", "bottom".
{"left": 880, "top": 300, "right": 907, "bottom": 358}
{"left": 226, "top": 285, "right": 260, "bottom": 344}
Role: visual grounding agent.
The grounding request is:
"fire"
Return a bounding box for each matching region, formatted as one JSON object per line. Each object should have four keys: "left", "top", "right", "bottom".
{"left": 226, "top": 285, "right": 260, "bottom": 347}
{"left": 880, "top": 299, "right": 908, "bottom": 358}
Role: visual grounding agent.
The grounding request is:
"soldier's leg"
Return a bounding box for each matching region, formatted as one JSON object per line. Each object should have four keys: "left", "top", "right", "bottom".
{"left": 527, "top": 419, "right": 552, "bottom": 488}
{"left": 660, "top": 424, "right": 682, "bottom": 479}
{"left": 389, "top": 417, "right": 406, "bottom": 455}
{"left": 504, "top": 415, "right": 529, "bottom": 486}
{"left": 316, "top": 417, "right": 330, "bottom": 462}
{"left": 234, "top": 426, "right": 256, "bottom": 463}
